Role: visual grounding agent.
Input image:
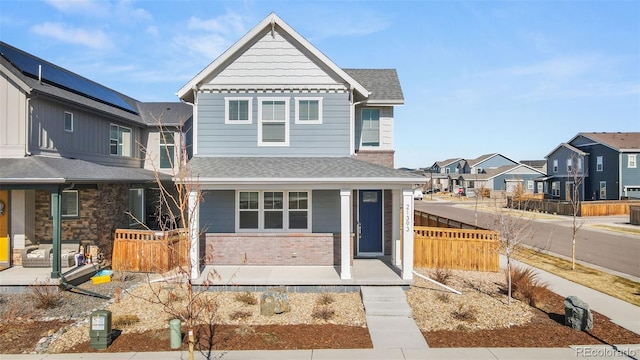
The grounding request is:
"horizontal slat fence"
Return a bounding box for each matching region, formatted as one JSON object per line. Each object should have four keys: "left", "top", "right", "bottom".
{"left": 507, "top": 198, "right": 640, "bottom": 216}
{"left": 414, "top": 226, "right": 499, "bottom": 272}
{"left": 414, "top": 210, "right": 481, "bottom": 229}
{"left": 112, "top": 228, "right": 189, "bottom": 273}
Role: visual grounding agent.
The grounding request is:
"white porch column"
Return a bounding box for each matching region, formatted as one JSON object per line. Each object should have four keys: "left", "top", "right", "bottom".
{"left": 340, "top": 188, "right": 352, "bottom": 280}
{"left": 391, "top": 189, "right": 401, "bottom": 266}
{"left": 188, "top": 190, "right": 200, "bottom": 280}
{"left": 401, "top": 188, "right": 414, "bottom": 280}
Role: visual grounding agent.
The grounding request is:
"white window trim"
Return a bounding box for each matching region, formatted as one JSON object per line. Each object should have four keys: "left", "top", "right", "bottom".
{"left": 527, "top": 180, "right": 534, "bottom": 190}
{"left": 160, "top": 131, "right": 175, "bottom": 169}
{"left": 64, "top": 112, "right": 74, "bottom": 132}
{"left": 629, "top": 154, "right": 637, "bottom": 168}
{"left": 294, "top": 97, "right": 322, "bottom": 124}
{"left": 553, "top": 159, "right": 558, "bottom": 173}
{"left": 110, "top": 124, "right": 132, "bottom": 157}
{"left": 566, "top": 158, "right": 573, "bottom": 173}
{"left": 597, "top": 156, "right": 603, "bottom": 171}
{"left": 258, "top": 97, "right": 290, "bottom": 147}
{"left": 224, "top": 97, "right": 253, "bottom": 124}
{"left": 235, "top": 190, "right": 311, "bottom": 232}
{"left": 599, "top": 181, "right": 607, "bottom": 198}
{"left": 360, "top": 108, "right": 381, "bottom": 148}
{"left": 128, "top": 188, "right": 145, "bottom": 226}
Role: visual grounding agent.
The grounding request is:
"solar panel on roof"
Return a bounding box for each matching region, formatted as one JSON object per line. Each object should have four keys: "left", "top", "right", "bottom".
{"left": 0, "top": 42, "right": 137, "bottom": 114}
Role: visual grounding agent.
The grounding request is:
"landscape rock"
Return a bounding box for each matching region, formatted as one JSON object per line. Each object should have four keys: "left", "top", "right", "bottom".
{"left": 260, "top": 288, "right": 290, "bottom": 316}
{"left": 564, "top": 296, "right": 593, "bottom": 331}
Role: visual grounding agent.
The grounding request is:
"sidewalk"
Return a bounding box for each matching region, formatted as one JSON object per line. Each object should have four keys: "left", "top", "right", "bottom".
{"left": 4, "top": 345, "right": 640, "bottom": 359}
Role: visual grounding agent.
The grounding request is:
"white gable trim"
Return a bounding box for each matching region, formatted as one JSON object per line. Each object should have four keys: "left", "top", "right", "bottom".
{"left": 177, "top": 13, "right": 369, "bottom": 101}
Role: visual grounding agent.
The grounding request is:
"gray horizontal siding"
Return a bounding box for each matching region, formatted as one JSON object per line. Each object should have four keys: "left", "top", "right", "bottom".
{"left": 197, "top": 92, "right": 351, "bottom": 156}
{"left": 312, "top": 190, "right": 340, "bottom": 233}
{"left": 200, "top": 190, "right": 235, "bottom": 233}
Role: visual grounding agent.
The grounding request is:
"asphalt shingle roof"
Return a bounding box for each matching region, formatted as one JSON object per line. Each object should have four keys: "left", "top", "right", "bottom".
{"left": 343, "top": 69, "right": 404, "bottom": 103}
{"left": 188, "top": 157, "right": 423, "bottom": 183}
{"left": 578, "top": 132, "right": 640, "bottom": 151}
{"left": 0, "top": 156, "right": 169, "bottom": 184}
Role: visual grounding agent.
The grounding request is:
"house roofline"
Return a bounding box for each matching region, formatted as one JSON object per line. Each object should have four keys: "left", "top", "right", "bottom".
{"left": 176, "top": 13, "right": 369, "bottom": 101}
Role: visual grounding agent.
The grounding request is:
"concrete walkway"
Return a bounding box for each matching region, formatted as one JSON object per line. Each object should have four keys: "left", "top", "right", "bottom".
{"left": 504, "top": 256, "right": 640, "bottom": 335}
{"left": 360, "top": 286, "right": 429, "bottom": 349}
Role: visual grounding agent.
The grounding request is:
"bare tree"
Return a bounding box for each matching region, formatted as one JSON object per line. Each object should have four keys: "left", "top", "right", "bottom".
{"left": 491, "top": 200, "right": 534, "bottom": 305}
{"left": 567, "top": 153, "right": 586, "bottom": 270}
{"left": 122, "top": 113, "right": 218, "bottom": 360}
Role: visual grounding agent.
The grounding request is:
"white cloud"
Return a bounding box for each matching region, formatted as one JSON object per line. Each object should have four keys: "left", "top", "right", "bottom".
{"left": 30, "top": 22, "right": 114, "bottom": 50}
{"left": 172, "top": 12, "right": 250, "bottom": 60}
{"left": 42, "top": 0, "right": 109, "bottom": 17}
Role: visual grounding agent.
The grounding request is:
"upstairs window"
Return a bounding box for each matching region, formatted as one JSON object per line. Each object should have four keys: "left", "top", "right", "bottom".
{"left": 596, "top": 156, "right": 603, "bottom": 171}
{"left": 566, "top": 158, "right": 573, "bottom": 173}
{"left": 295, "top": 98, "right": 322, "bottom": 124}
{"left": 258, "top": 98, "right": 289, "bottom": 146}
{"left": 552, "top": 159, "right": 558, "bottom": 173}
{"left": 160, "top": 131, "right": 175, "bottom": 169}
{"left": 110, "top": 124, "right": 132, "bottom": 157}
{"left": 629, "top": 155, "right": 637, "bottom": 168}
{"left": 361, "top": 108, "right": 380, "bottom": 147}
{"left": 64, "top": 112, "right": 74, "bottom": 132}
{"left": 225, "top": 98, "right": 252, "bottom": 124}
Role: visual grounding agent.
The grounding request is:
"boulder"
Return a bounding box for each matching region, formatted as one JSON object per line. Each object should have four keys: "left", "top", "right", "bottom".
{"left": 260, "top": 288, "right": 290, "bottom": 316}
{"left": 564, "top": 296, "right": 593, "bottom": 331}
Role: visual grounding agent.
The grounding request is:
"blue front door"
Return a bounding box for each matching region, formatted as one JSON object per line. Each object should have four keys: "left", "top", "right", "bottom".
{"left": 358, "top": 190, "right": 383, "bottom": 254}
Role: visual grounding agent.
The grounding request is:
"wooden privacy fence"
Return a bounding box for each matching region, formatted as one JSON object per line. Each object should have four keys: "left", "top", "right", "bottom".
{"left": 414, "top": 226, "right": 499, "bottom": 272}
{"left": 414, "top": 210, "right": 481, "bottom": 229}
{"left": 507, "top": 197, "right": 640, "bottom": 216}
{"left": 112, "top": 228, "right": 189, "bottom": 272}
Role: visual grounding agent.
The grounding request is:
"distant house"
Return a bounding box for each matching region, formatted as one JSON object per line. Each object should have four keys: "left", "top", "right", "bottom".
{"left": 0, "top": 41, "right": 189, "bottom": 273}
{"left": 459, "top": 164, "right": 546, "bottom": 196}
{"left": 541, "top": 132, "right": 640, "bottom": 200}
{"left": 176, "top": 13, "right": 424, "bottom": 280}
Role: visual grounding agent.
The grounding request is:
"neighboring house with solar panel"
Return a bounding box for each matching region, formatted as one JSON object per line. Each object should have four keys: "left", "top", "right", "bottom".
{"left": 177, "top": 13, "right": 424, "bottom": 280}
{"left": 0, "top": 41, "right": 190, "bottom": 274}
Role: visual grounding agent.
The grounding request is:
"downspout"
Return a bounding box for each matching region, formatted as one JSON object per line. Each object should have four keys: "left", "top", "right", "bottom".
{"left": 25, "top": 90, "right": 37, "bottom": 156}
{"left": 350, "top": 89, "right": 367, "bottom": 156}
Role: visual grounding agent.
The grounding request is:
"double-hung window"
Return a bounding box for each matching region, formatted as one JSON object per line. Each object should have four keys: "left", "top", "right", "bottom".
{"left": 361, "top": 108, "right": 380, "bottom": 147}
{"left": 52, "top": 190, "right": 79, "bottom": 217}
{"left": 629, "top": 155, "right": 637, "bottom": 168}
{"left": 596, "top": 156, "right": 603, "bottom": 171}
{"left": 110, "top": 124, "right": 132, "bottom": 156}
{"left": 599, "top": 181, "right": 607, "bottom": 199}
{"left": 566, "top": 158, "right": 573, "bottom": 173}
{"left": 160, "top": 131, "right": 175, "bottom": 169}
{"left": 258, "top": 98, "right": 289, "bottom": 146}
{"left": 237, "top": 191, "right": 309, "bottom": 231}
{"left": 552, "top": 159, "right": 558, "bottom": 173}
{"left": 295, "top": 98, "right": 322, "bottom": 124}
{"left": 551, "top": 182, "right": 560, "bottom": 197}
{"left": 225, "top": 97, "right": 252, "bottom": 124}
{"left": 64, "top": 112, "right": 74, "bottom": 132}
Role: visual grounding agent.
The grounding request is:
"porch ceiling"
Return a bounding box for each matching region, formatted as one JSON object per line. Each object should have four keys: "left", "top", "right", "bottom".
{"left": 187, "top": 157, "right": 426, "bottom": 187}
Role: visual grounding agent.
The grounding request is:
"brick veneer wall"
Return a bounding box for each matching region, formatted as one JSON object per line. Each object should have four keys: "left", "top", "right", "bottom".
{"left": 353, "top": 150, "right": 395, "bottom": 168}
{"left": 205, "top": 233, "right": 353, "bottom": 266}
{"left": 34, "top": 183, "right": 130, "bottom": 260}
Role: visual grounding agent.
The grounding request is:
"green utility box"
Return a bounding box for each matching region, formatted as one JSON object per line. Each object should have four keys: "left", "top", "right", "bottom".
{"left": 90, "top": 310, "right": 112, "bottom": 349}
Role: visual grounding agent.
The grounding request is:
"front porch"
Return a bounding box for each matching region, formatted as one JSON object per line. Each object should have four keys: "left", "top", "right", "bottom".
{"left": 194, "top": 258, "right": 410, "bottom": 290}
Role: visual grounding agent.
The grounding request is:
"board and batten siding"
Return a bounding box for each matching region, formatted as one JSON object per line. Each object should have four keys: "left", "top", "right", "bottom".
{"left": 28, "top": 97, "right": 142, "bottom": 167}
{"left": 621, "top": 153, "right": 640, "bottom": 198}
{"left": 196, "top": 92, "right": 351, "bottom": 156}
{"left": 0, "top": 71, "right": 27, "bottom": 158}
{"left": 207, "top": 29, "right": 341, "bottom": 86}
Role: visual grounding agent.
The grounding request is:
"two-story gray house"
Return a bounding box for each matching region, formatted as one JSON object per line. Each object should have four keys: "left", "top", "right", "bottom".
{"left": 542, "top": 132, "right": 640, "bottom": 200}
{"left": 0, "top": 41, "right": 189, "bottom": 274}
{"left": 177, "top": 13, "right": 424, "bottom": 280}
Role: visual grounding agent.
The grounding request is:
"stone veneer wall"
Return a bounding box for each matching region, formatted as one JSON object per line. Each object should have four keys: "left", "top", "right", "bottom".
{"left": 353, "top": 150, "right": 395, "bottom": 168}
{"left": 205, "top": 233, "right": 353, "bottom": 266}
{"left": 34, "top": 183, "right": 131, "bottom": 260}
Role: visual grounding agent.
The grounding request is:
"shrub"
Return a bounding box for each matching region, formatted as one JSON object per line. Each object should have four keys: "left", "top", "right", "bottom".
{"left": 234, "top": 291, "right": 257, "bottom": 306}
{"left": 113, "top": 314, "right": 140, "bottom": 327}
{"left": 316, "top": 293, "right": 335, "bottom": 306}
{"left": 27, "top": 280, "right": 61, "bottom": 309}
{"left": 505, "top": 266, "right": 549, "bottom": 307}
{"left": 229, "top": 310, "right": 252, "bottom": 321}
{"left": 432, "top": 268, "right": 452, "bottom": 285}
{"left": 435, "top": 292, "right": 451, "bottom": 303}
{"left": 311, "top": 305, "right": 335, "bottom": 321}
{"left": 452, "top": 303, "right": 477, "bottom": 322}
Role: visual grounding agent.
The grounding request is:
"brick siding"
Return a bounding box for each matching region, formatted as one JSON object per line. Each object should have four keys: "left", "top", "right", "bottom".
{"left": 353, "top": 150, "right": 395, "bottom": 168}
